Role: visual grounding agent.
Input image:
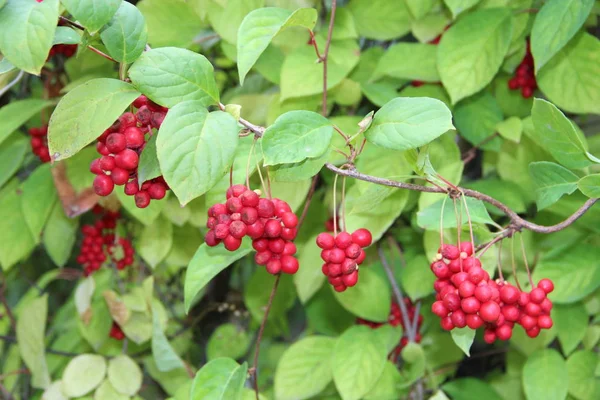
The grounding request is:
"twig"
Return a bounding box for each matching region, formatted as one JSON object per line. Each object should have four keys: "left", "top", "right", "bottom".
{"left": 321, "top": 0, "right": 337, "bottom": 116}
{"left": 461, "top": 133, "right": 499, "bottom": 165}
{"left": 252, "top": 274, "right": 281, "bottom": 400}
{"left": 0, "top": 275, "right": 16, "bottom": 332}
{"left": 87, "top": 46, "right": 117, "bottom": 63}
{"left": 219, "top": 103, "right": 265, "bottom": 137}
{"left": 297, "top": 175, "right": 319, "bottom": 228}
{"left": 0, "top": 70, "right": 25, "bottom": 99}
{"left": 58, "top": 16, "right": 85, "bottom": 31}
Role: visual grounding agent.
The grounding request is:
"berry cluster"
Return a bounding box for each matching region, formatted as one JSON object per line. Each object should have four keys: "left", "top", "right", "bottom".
{"left": 358, "top": 297, "right": 423, "bottom": 361}
{"left": 205, "top": 185, "right": 300, "bottom": 275}
{"left": 316, "top": 229, "right": 372, "bottom": 292}
{"left": 91, "top": 95, "right": 169, "bottom": 208}
{"left": 110, "top": 321, "right": 125, "bottom": 340}
{"left": 28, "top": 125, "right": 51, "bottom": 163}
{"left": 48, "top": 44, "right": 77, "bottom": 59}
{"left": 430, "top": 242, "right": 554, "bottom": 342}
{"left": 76, "top": 207, "right": 134, "bottom": 276}
{"left": 508, "top": 41, "right": 536, "bottom": 98}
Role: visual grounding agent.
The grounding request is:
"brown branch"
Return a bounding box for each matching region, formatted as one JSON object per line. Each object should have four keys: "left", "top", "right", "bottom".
{"left": 321, "top": 0, "right": 337, "bottom": 116}
{"left": 58, "top": 16, "right": 85, "bottom": 31}
{"left": 87, "top": 46, "right": 117, "bottom": 63}
{"left": 251, "top": 274, "right": 281, "bottom": 400}
{"left": 218, "top": 103, "right": 265, "bottom": 137}
{"left": 461, "top": 132, "right": 499, "bottom": 165}
{"left": 297, "top": 175, "right": 319, "bottom": 229}
{"left": 0, "top": 277, "right": 16, "bottom": 332}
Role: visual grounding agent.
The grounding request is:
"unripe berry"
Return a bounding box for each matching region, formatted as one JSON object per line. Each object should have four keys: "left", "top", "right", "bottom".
{"left": 115, "top": 149, "right": 139, "bottom": 170}
{"left": 148, "top": 182, "right": 167, "bottom": 200}
{"left": 281, "top": 255, "right": 299, "bottom": 274}
{"left": 480, "top": 301, "right": 501, "bottom": 322}
{"left": 106, "top": 133, "right": 127, "bottom": 154}
{"left": 266, "top": 259, "right": 281, "bottom": 274}
{"left": 529, "top": 288, "right": 546, "bottom": 304}
{"left": 351, "top": 228, "right": 372, "bottom": 247}
{"left": 342, "top": 270, "right": 358, "bottom": 287}
{"left": 281, "top": 212, "right": 298, "bottom": 228}
{"left": 223, "top": 235, "right": 242, "bottom": 251}
{"left": 93, "top": 174, "right": 115, "bottom": 196}
{"left": 500, "top": 285, "right": 520, "bottom": 304}
{"left": 538, "top": 278, "right": 554, "bottom": 294}
{"left": 264, "top": 219, "right": 282, "bottom": 238}
{"left": 123, "top": 127, "right": 145, "bottom": 148}
{"left": 110, "top": 167, "right": 129, "bottom": 185}
{"left": 134, "top": 191, "right": 151, "bottom": 208}
{"left": 335, "top": 232, "right": 352, "bottom": 249}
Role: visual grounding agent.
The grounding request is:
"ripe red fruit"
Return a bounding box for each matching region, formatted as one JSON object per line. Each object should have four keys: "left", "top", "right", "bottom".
{"left": 134, "top": 191, "right": 151, "bottom": 208}
{"left": 115, "top": 149, "right": 139, "bottom": 170}
{"left": 223, "top": 235, "right": 242, "bottom": 251}
{"left": 518, "top": 292, "right": 530, "bottom": 307}
{"left": 496, "top": 325, "right": 512, "bottom": 341}
{"left": 257, "top": 198, "right": 275, "bottom": 218}
{"left": 341, "top": 258, "right": 357, "bottom": 275}
{"left": 459, "top": 241, "right": 473, "bottom": 257}
{"left": 458, "top": 280, "right": 476, "bottom": 298}
{"left": 106, "top": 133, "right": 127, "bottom": 153}
{"left": 97, "top": 142, "right": 110, "bottom": 156}
{"left": 110, "top": 167, "right": 129, "bottom": 185}
{"left": 119, "top": 112, "right": 137, "bottom": 129}
{"left": 460, "top": 297, "right": 480, "bottom": 314}
{"left": 432, "top": 301, "right": 449, "bottom": 317}
{"left": 334, "top": 232, "right": 353, "bottom": 249}
{"left": 246, "top": 221, "right": 264, "bottom": 239}
{"left": 264, "top": 219, "right": 282, "bottom": 238}
{"left": 281, "top": 212, "right": 298, "bottom": 228}
{"left": 345, "top": 243, "right": 362, "bottom": 259}
{"left": 283, "top": 242, "right": 297, "bottom": 256}
{"left": 328, "top": 276, "right": 343, "bottom": 286}
{"left": 538, "top": 315, "right": 553, "bottom": 329}
{"left": 440, "top": 316, "right": 454, "bottom": 331}
{"left": 540, "top": 298, "right": 553, "bottom": 313}
{"left": 529, "top": 288, "right": 546, "bottom": 304}
{"left": 255, "top": 251, "right": 272, "bottom": 265}
{"left": 280, "top": 227, "right": 297, "bottom": 241}
{"left": 90, "top": 159, "right": 103, "bottom": 174}
{"left": 451, "top": 271, "right": 469, "bottom": 287}
{"left": 462, "top": 257, "right": 482, "bottom": 270}
{"left": 480, "top": 301, "right": 501, "bottom": 322}
{"left": 266, "top": 259, "right": 282, "bottom": 274}
{"left": 99, "top": 156, "right": 116, "bottom": 171}
{"left": 123, "top": 127, "right": 145, "bottom": 148}
{"left": 525, "top": 302, "right": 541, "bottom": 317}
{"left": 538, "top": 278, "right": 554, "bottom": 294}
{"left": 268, "top": 238, "right": 286, "bottom": 253}
{"left": 205, "top": 230, "right": 219, "bottom": 246}
{"left": 526, "top": 326, "right": 540, "bottom": 338}
{"left": 148, "top": 183, "right": 167, "bottom": 200}
{"left": 443, "top": 293, "right": 460, "bottom": 311}
{"left": 483, "top": 329, "right": 496, "bottom": 344}
{"left": 448, "top": 259, "right": 462, "bottom": 273}
{"left": 209, "top": 204, "right": 227, "bottom": 217}
{"left": 93, "top": 174, "right": 115, "bottom": 196}
{"left": 252, "top": 238, "right": 269, "bottom": 252}
{"left": 316, "top": 233, "right": 335, "bottom": 249}
{"left": 329, "top": 248, "right": 346, "bottom": 264}
{"left": 502, "top": 305, "right": 521, "bottom": 322}
{"left": 214, "top": 224, "right": 230, "bottom": 240}
{"left": 520, "top": 315, "right": 537, "bottom": 330}
{"left": 226, "top": 197, "right": 243, "bottom": 213}
{"left": 355, "top": 250, "right": 366, "bottom": 265}
{"left": 351, "top": 229, "right": 372, "bottom": 247}
{"left": 238, "top": 190, "right": 258, "bottom": 207}
{"left": 451, "top": 310, "right": 467, "bottom": 328}
{"left": 333, "top": 285, "right": 347, "bottom": 292}
{"left": 432, "top": 262, "right": 451, "bottom": 279}
{"left": 328, "top": 263, "right": 342, "bottom": 277}
{"left": 466, "top": 314, "right": 483, "bottom": 329}
{"left": 467, "top": 267, "right": 485, "bottom": 284}
{"left": 229, "top": 221, "right": 247, "bottom": 239}
{"left": 226, "top": 184, "right": 247, "bottom": 199}
{"left": 342, "top": 271, "right": 358, "bottom": 287}
{"left": 133, "top": 95, "right": 148, "bottom": 108}
{"left": 281, "top": 255, "right": 299, "bottom": 274}
{"left": 499, "top": 285, "right": 520, "bottom": 304}
{"left": 439, "top": 244, "right": 460, "bottom": 260}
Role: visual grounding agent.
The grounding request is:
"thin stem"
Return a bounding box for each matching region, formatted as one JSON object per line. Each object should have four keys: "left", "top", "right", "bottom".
{"left": 477, "top": 230, "right": 509, "bottom": 258}
{"left": 519, "top": 233, "right": 534, "bottom": 287}
{"left": 0, "top": 70, "right": 25, "bottom": 99}
{"left": 88, "top": 46, "right": 117, "bottom": 63}
{"left": 59, "top": 16, "right": 85, "bottom": 30}
{"left": 439, "top": 195, "right": 449, "bottom": 248}
{"left": 308, "top": 30, "right": 323, "bottom": 60}
{"left": 341, "top": 176, "right": 347, "bottom": 232}
{"left": 321, "top": 0, "right": 337, "bottom": 116}
{"left": 265, "top": 167, "right": 272, "bottom": 199}
{"left": 332, "top": 174, "right": 339, "bottom": 236}
{"left": 497, "top": 240, "right": 505, "bottom": 282}
{"left": 252, "top": 274, "right": 281, "bottom": 400}
{"left": 461, "top": 133, "right": 499, "bottom": 164}
{"left": 461, "top": 194, "right": 475, "bottom": 252}
{"left": 511, "top": 237, "right": 522, "bottom": 291}
{"left": 411, "top": 301, "right": 421, "bottom": 339}
{"left": 246, "top": 138, "right": 257, "bottom": 188}
{"left": 297, "top": 175, "right": 319, "bottom": 229}
{"left": 254, "top": 144, "right": 268, "bottom": 196}
{"left": 454, "top": 197, "right": 462, "bottom": 247}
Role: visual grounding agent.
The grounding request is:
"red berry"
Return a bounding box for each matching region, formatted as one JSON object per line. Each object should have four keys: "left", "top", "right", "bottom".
{"left": 355, "top": 249, "right": 366, "bottom": 265}
{"left": 283, "top": 242, "right": 297, "bottom": 256}
{"left": 432, "top": 261, "right": 451, "bottom": 279}
{"left": 443, "top": 293, "right": 460, "bottom": 311}
{"left": 342, "top": 270, "right": 358, "bottom": 287}
{"left": 255, "top": 251, "right": 272, "bottom": 265}
{"left": 451, "top": 310, "right": 467, "bottom": 328}
{"left": 499, "top": 285, "right": 520, "bottom": 304}
{"left": 240, "top": 190, "right": 259, "bottom": 207}
{"left": 540, "top": 298, "right": 553, "bottom": 313}
{"left": 209, "top": 204, "right": 227, "bottom": 217}
{"left": 99, "top": 156, "right": 116, "bottom": 171}
{"left": 440, "top": 316, "right": 454, "bottom": 331}
{"left": 448, "top": 259, "right": 462, "bottom": 273}
{"left": 518, "top": 292, "right": 530, "bottom": 307}
{"left": 351, "top": 229, "right": 372, "bottom": 247}
{"left": 333, "top": 285, "right": 347, "bottom": 292}
{"left": 264, "top": 219, "right": 282, "bottom": 238}
{"left": 329, "top": 248, "right": 346, "bottom": 264}
{"left": 246, "top": 221, "right": 264, "bottom": 239}
{"left": 257, "top": 198, "right": 275, "bottom": 218}
{"left": 226, "top": 184, "right": 247, "bottom": 199}
{"left": 520, "top": 315, "right": 537, "bottom": 330}
{"left": 460, "top": 297, "right": 480, "bottom": 314}
{"left": 459, "top": 241, "right": 473, "bottom": 257}
{"left": 252, "top": 238, "right": 269, "bottom": 252}
{"left": 526, "top": 326, "right": 540, "bottom": 338}
{"left": 462, "top": 257, "right": 481, "bottom": 270}
{"left": 529, "top": 288, "right": 546, "bottom": 304}
{"left": 268, "top": 238, "right": 286, "bottom": 254}
{"left": 133, "top": 95, "right": 148, "bottom": 108}
{"left": 223, "top": 235, "right": 242, "bottom": 251}
{"left": 432, "top": 301, "right": 448, "bottom": 317}
{"left": 317, "top": 233, "right": 335, "bottom": 249}
{"left": 508, "top": 77, "right": 519, "bottom": 90}
{"left": 214, "top": 224, "right": 230, "bottom": 240}
{"left": 97, "top": 141, "right": 110, "bottom": 156}
{"left": 280, "top": 227, "right": 297, "bottom": 241}
{"left": 538, "top": 279, "right": 554, "bottom": 294}
{"left": 344, "top": 243, "right": 361, "bottom": 260}
{"left": 439, "top": 244, "right": 460, "bottom": 260}
{"left": 335, "top": 232, "right": 352, "bottom": 249}
{"left": 328, "top": 276, "right": 343, "bottom": 286}
{"left": 90, "top": 159, "right": 103, "bottom": 174}
{"left": 110, "top": 168, "right": 129, "bottom": 185}
{"left": 205, "top": 230, "right": 219, "bottom": 246}
{"left": 467, "top": 267, "right": 485, "bottom": 284}
{"left": 119, "top": 112, "right": 137, "bottom": 129}
{"left": 525, "top": 302, "right": 541, "bottom": 317}
{"left": 328, "top": 263, "right": 342, "bottom": 277}
{"left": 496, "top": 325, "right": 512, "bottom": 341}
{"left": 134, "top": 191, "right": 151, "bottom": 208}
{"left": 148, "top": 182, "right": 167, "bottom": 200}
{"left": 226, "top": 197, "right": 243, "bottom": 213}
{"left": 341, "top": 258, "right": 357, "bottom": 275}
{"left": 451, "top": 272, "right": 469, "bottom": 287}
{"left": 538, "top": 315, "right": 553, "bottom": 329}
{"left": 466, "top": 314, "right": 483, "bottom": 329}
{"left": 106, "top": 133, "right": 127, "bottom": 154}
{"left": 458, "top": 280, "right": 476, "bottom": 298}
{"left": 229, "top": 221, "right": 247, "bottom": 239}
{"left": 115, "top": 149, "right": 139, "bottom": 170}
{"left": 266, "top": 259, "right": 281, "bottom": 274}
{"left": 93, "top": 174, "right": 115, "bottom": 196}
{"left": 521, "top": 86, "right": 534, "bottom": 98}
{"left": 281, "top": 212, "right": 298, "bottom": 229}
{"left": 502, "top": 305, "right": 521, "bottom": 322}
{"left": 123, "top": 127, "right": 145, "bottom": 149}
{"left": 124, "top": 180, "right": 139, "bottom": 195}
{"left": 480, "top": 301, "right": 501, "bottom": 322}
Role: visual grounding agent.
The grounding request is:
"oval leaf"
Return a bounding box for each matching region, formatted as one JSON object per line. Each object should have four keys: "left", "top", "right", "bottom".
{"left": 190, "top": 358, "right": 247, "bottom": 400}
{"left": 364, "top": 97, "right": 454, "bottom": 151}
{"left": 207, "top": 323, "right": 251, "bottom": 361}
{"left": 578, "top": 174, "right": 600, "bottom": 198}
{"left": 450, "top": 327, "right": 475, "bottom": 357}
{"left": 0, "top": 98, "right": 52, "bottom": 147}
{"left": 566, "top": 350, "right": 599, "bottom": 400}
{"left": 61, "top": 0, "right": 122, "bottom": 33}
{"left": 107, "top": 355, "right": 142, "bottom": 396}
{"left": 522, "top": 349, "right": 568, "bottom": 400}
{"left": 100, "top": 1, "right": 148, "bottom": 63}
{"left": 62, "top": 354, "right": 107, "bottom": 397}
{"left": 16, "top": 294, "right": 50, "bottom": 389}
{"left": 94, "top": 379, "right": 128, "bottom": 400}
{"left": 554, "top": 302, "right": 588, "bottom": 356}
{"left": 529, "top": 161, "right": 580, "bottom": 210}
{"left": 136, "top": 214, "right": 173, "bottom": 268}
{"left": 333, "top": 268, "right": 391, "bottom": 322}
{"left": 48, "top": 78, "right": 140, "bottom": 161}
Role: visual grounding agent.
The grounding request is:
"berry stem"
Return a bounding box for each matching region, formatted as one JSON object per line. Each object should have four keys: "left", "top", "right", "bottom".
{"left": 265, "top": 167, "right": 272, "bottom": 199}
{"left": 252, "top": 274, "right": 281, "bottom": 400}
{"left": 246, "top": 138, "right": 257, "bottom": 188}
{"left": 254, "top": 159, "right": 268, "bottom": 198}
{"left": 341, "top": 176, "right": 347, "bottom": 232}
{"left": 439, "top": 195, "right": 449, "bottom": 249}
{"left": 519, "top": 233, "right": 534, "bottom": 287}
{"left": 510, "top": 237, "right": 522, "bottom": 291}
{"left": 461, "top": 194, "right": 476, "bottom": 253}
{"left": 497, "top": 240, "right": 505, "bottom": 282}
{"left": 321, "top": 0, "right": 337, "bottom": 117}
{"left": 297, "top": 175, "right": 319, "bottom": 229}
{"left": 332, "top": 174, "right": 339, "bottom": 236}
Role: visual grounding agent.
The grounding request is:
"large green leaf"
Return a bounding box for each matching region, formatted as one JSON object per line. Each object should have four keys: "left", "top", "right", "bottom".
{"left": 417, "top": 197, "right": 496, "bottom": 230}
{"left": 437, "top": 8, "right": 513, "bottom": 104}
{"left": 20, "top": 164, "right": 57, "bottom": 241}
{"left": 62, "top": 354, "right": 107, "bottom": 397}
{"left": 152, "top": 304, "right": 185, "bottom": 372}
{"left": 453, "top": 91, "right": 503, "bottom": 151}
{"left": 373, "top": 43, "right": 439, "bottom": 82}
{"left": 295, "top": 234, "right": 326, "bottom": 303}
{"left": 0, "top": 0, "right": 59, "bottom": 74}
{"left": 522, "top": 349, "right": 568, "bottom": 400}
{"left": 61, "top": 0, "right": 122, "bottom": 33}
{"left": 48, "top": 78, "right": 140, "bottom": 161}
{"left": 115, "top": 188, "right": 168, "bottom": 226}
{"left": 333, "top": 268, "right": 391, "bottom": 322}
{"left": 100, "top": 1, "right": 148, "bottom": 64}
{"left": 530, "top": 98, "right": 591, "bottom": 169}
{"left": 244, "top": 267, "right": 296, "bottom": 326}
{"left": 184, "top": 242, "right": 252, "bottom": 312}
{"left": 529, "top": 161, "right": 580, "bottom": 210}
{"left": 128, "top": 47, "right": 219, "bottom": 108}
{"left": 0, "top": 99, "right": 52, "bottom": 147}
{"left": 554, "top": 302, "right": 588, "bottom": 356}
{"left": 107, "top": 355, "right": 142, "bottom": 396}
{"left": 237, "top": 7, "right": 317, "bottom": 84}
{"left": 95, "top": 379, "right": 128, "bottom": 400}
{"left": 578, "top": 174, "right": 600, "bottom": 198}
{"left": 274, "top": 336, "right": 336, "bottom": 400}
{"left": 137, "top": 0, "right": 203, "bottom": 48}
{"left": 531, "top": 0, "right": 594, "bottom": 72}
{"left": 206, "top": 323, "right": 250, "bottom": 361}
{"left": 0, "top": 186, "right": 36, "bottom": 271}
{"left": 157, "top": 102, "right": 239, "bottom": 205}
{"left": 332, "top": 326, "right": 388, "bottom": 400}
{"left": 207, "top": 0, "right": 264, "bottom": 45}
{"left": 537, "top": 33, "right": 600, "bottom": 115}
{"left": 347, "top": 0, "right": 411, "bottom": 40}
{"left": 16, "top": 294, "right": 50, "bottom": 389}
{"left": 443, "top": 0, "right": 481, "bottom": 18}
{"left": 0, "top": 137, "right": 28, "bottom": 189}
{"left": 364, "top": 97, "right": 454, "bottom": 151}
{"left": 190, "top": 358, "right": 247, "bottom": 400}
{"left": 136, "top": 214, "right": 173, "bottom": 268}
{"left": 566, "top": 351, "right": 599, "bottom": 400}
{"left": 43, "top": 202, "right": 78, "bottom": 267}
{"left": 401, "top": 255, "right": 435, "bottom": 300}
{"left": 137, "top": 133, "right": 161, "bottom": 185}
{"left": 451, "top": 328, "right": 476, "bottom": 357}
{"left": 532, "top": 244, "right": 600, "bottom": 304}
{"left": 261, "top": 110, "right": 333, "bottom": 166}
{"left": 443, "top": 378, "right": 502, "bottom": 400}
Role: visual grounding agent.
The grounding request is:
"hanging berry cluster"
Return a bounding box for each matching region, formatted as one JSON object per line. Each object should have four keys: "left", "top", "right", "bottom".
{"left": 109, "top": 321, "right": 125, "bottom": 341}
{"left": 430, "top": 242, "right": 554, "bottom": 342}
{"left": 316, "top": 228, "right": 372, "bottom": 292}
{"left": 205, "top": 185, "right": 300, "bottom": 275}
{"left": 76, "top": 206, "right": 134, "bottom": 276}
{"left": 28, "top": 125, "right": 51, "bottom": 163}
{"left": 508, "top": 40, "right": 536, "bottom": 98}
{"left": 91, "top": 95, "right": 169, "bottom": 208}
{"left": 358, "top": 297, "right": 423, "bottom": 362}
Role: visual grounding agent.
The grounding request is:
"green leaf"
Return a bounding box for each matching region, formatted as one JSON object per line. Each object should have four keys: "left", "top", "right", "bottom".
{"left": 401, "top": 255, "right": 435, "bottom": 300}
{"left": 157, "top": 102, "right": 239, "bottom": 205}
{"left": 128, "top": 47, "right": 219, "bottom": 108}
{"left": 405, "top": 0, "right": 436, "bottom": 20}
{"left": 333, "top": 268, "right": 391, "bottom": 322}
{"left": 453, "top": 91, "right": 503, "bottom": 151}
{"left": 137, "top": 134, "right": 161, "bottom": 184}
{"left": 48, "top": 78, "right": 140, "bottom": 161}
{"left": 190, "top": 358, "right": 247, "bottom": 400}
{"left": 364, "top": 360, "right": 402, "bottom": 400}
{"left": 237, "top": 7, "right": 317, "bottom": 85}
{"left": 17, "top": 294, "right": 50, "bottom": 389}
{"left": 450, "top": 328, "right": 475, "bottom": 356}
{"left": 534, "top": 243, "right": 600, "bottom": 305}
{"left": 522, "top": 349, "right": 568, "bottom": 400}
{"left": 115, "top": 188, "right": 168, "bottom": 226}
{"left": 348, "top": 0, "right": 412, "bottom": 40}
{"left": 0, "top": 137, "right": 28, "bottom": 189}
{"left": 270, "top": 149, "right": 330, "bottom": 182}
{"left": 443, "top": 378, "right": 502, "bottom": 400}
{"left": 42, "top": 381, "right": 69, "bottom": 400}
{"left": 365, "top": 97, "right": 454, "bottom": 151}
{"left": 0, "top": 185, "right": 36, "bottom": 271}
{"left": 295, "top": 234, "right": 326, "bottom": 303}
{"left": 531, "top": 0, "right": 594, "bottom": 72}
{"left": 537, "top": 33, "right": 600, "bottom": 115}
{"left": 567, "top": 350, "right": 599, "bottom": 400}
{"left": 75, "top": 276, "right": 95, "bottom": 318}
{"left": 373, "top": 325, "right": 403, "bottom": 354}
{"left": 244, "top": 267, "right": 296, "bottom": 325}
{"left": 207, "top": 0, "right": 264, "bottom": 45}
{"left": 280, "top": 38, "right": 359, "bottom": 100}
{"left": 306, "top": 286, "right": 355, "bottom": 336}
{"left": 137, "top": 0, "right": 204, "bottom": 48}
{"left": 185, "top": 242, "right": 252, "bottom": 313}
{"left": 274, "top": 336, "right": 336, "bottom": 400}
{"left": 207, "top": 323, "right": 250, "bottom": 361}
{"left": 62, "top": 354, "right": 107, "bottom": 397}
{"left": 0, "top": 98, "right": 52, "bottom": 147}
{"left": 443, "top": 0, "right": 481, "bottom": 18}
{"left": 0, "top": 0, "right": 59, "bottom": 74}
{"left": 437, "top": 8, "right": 513, "bottom": 104}
{"left": 529, "top": 162, "right": 580, "bottom": 210}
{"left": 152, "top": 303, "right": 185, "bottom": 372}
{"left": 332, "top": 325, "right": 388, "bottom": 400}
{"left": 530, "top": 98, "right": 591, "bottom": 169}
{"left": 374, "top": 43, "right": 439, "bottom": 82}
{"left": 107, "top": 355, "right": 142, "bottom": 396}
{"left": 496, "top": 116, "right": 522, "bottom": 143}
{"left": 21, "top": 164, "right": 57, "bottom": 241}
{"left": 554, "top": 302, "right": 588, "bottom": 356}
{"left": 53, "top": 26, "right": 81, "bottom": 45}
{"left": 0, "top": 56, "right": 15, "bottom": 74}
{"left": 95, "top": 380, "right": 128, "bottom": 400}
{"left": 100, "top": 1, "right": 148, "bottom": 64}
{"left": 261, "top": 110, "right": 333, "bottom": 166}
{"left": 417, "top": 197, "right": 496, "bottom": 230}
{"left": 136, "top": 215, "right": 173, "bottom": 268}
{"left": 61, "top": 0, "right": 122, "bottom": 33}
{"left": 578, "top": 174, "right": 600, "bottom": 198}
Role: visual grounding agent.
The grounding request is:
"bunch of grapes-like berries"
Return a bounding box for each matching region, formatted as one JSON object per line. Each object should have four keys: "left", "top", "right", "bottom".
{"left": 76, "top": 206, "right": 134, "bottom": 276}
{"left": 358, "top": 297, "right": 423, "bottom": 362}
{"left": 91, "top": 95, "right": 169, "bottom": 209}
{"left": 508, "top": 40, "right": 536, "bottom": 98}
{"left": 430, "top": 242, "right": 554, "bottom": 343}
{"left": 316, "top": 228, "right": 372, "bottom": 292}
{"left": 205, "top": 185, "right": 300, "bottom": 275}
{"left": 28, "top": 125, "right": 51, "bottom": 163}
